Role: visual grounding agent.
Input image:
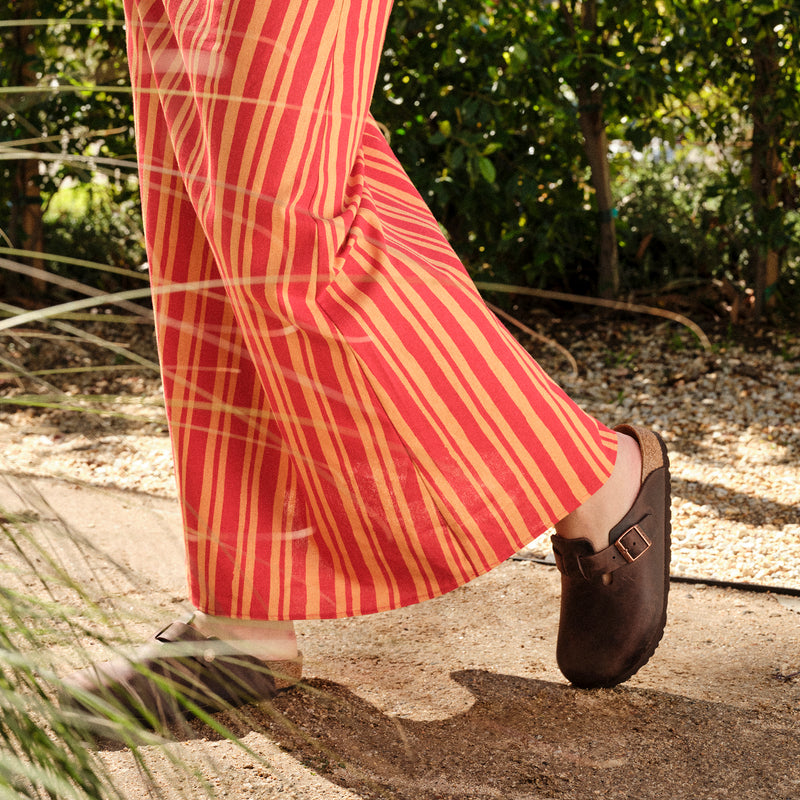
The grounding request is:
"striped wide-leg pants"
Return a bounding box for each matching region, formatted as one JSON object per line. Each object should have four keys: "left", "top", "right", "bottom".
{"left": 124, "top": 0, "right": 617, "bottom": 621}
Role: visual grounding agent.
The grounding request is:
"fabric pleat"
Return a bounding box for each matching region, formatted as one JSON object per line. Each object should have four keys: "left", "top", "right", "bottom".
{"left": 124, "top": 0, "right": 617, "bottom": 620}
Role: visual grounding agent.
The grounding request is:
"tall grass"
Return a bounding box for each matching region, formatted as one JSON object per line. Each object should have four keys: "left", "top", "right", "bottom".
{"left": 0, "top": 489, "right": 274, "bottom": 799}
{"left": 0, "top": 503, "right": 147, "bottom": 799}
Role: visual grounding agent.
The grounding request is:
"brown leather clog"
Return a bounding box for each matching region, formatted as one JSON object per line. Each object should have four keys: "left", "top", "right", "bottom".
{"left": 60, "top": 621, "right": 302, "bottom": 730}
{"left": 550, "top": 424, "right": 671, "bottom": 688}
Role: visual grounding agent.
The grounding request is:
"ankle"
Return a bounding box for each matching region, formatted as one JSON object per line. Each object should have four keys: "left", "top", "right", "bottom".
{"left": 554, "top": 431, "right": 642, "bottom": 552}
{"left": 189, "top": 611, "right": 298, "bottom": 661}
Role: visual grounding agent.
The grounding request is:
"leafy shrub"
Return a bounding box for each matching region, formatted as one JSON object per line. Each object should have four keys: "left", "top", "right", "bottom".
{"left": 43, "top": 181, "right": 146, "bottom": 295}
{"left": 374, "top": 0, "right": 599, "bottom": 293}
{"left": 613, "top": 145, "right": 745, "bottom": 291}
{"left": 613, "top": 142, "right": 800, "bottom": 307}
{"left": 375, "top": 0, "right": 800, "bottom": 312}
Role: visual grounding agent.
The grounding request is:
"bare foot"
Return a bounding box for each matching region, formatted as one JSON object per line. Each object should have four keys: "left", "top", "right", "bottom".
{"left": 554, "top": 431, "right": 642, "bottom": 552}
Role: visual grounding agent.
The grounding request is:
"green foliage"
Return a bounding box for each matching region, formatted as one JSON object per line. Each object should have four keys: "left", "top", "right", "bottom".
{"left": 613, "top": 146, "right": 746, "bottom": 291}
{"left": 373, "top": 0, "right": 697, "bottom": 294}
{"left": 375, "top": 0, "right": 598, "bottom": 290}
{"left": 43, "top": 182, "right": 146, "bottom": 293}
{"left": 668, "top": 0, "right": 800, "bottom": 312}
{"left": 0, "top": 0, "right": 133, "bottom": 272}
{"left": 0, "top": 0, "right": 131, "bottom": 178}
{"left": 374, "top": 0, "right": 800, "bottom": 313}
{"left": 2, "top": 0, "right": 799, "bottom": 317}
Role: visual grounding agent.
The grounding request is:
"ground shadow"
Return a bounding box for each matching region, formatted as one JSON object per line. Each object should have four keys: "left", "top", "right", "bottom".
{"left": 672, "top": 475, "right": 800, "bottom": 528}
{"left": 182, "top": 669, "right": 799, "bottom": 800}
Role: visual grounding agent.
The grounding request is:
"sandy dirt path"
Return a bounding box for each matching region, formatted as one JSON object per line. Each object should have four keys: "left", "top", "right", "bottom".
{"left": 1, "top": 474, "right": 798, "bottom": 800}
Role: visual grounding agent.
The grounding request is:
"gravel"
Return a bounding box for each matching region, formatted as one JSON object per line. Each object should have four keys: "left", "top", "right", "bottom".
{"left": 1, "top": 313, "right": 798, "bottom": 591}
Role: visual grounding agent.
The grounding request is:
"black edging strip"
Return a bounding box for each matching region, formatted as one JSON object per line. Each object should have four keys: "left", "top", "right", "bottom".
{"left": 510, "top": 555, "right": 800, "bottom": 598}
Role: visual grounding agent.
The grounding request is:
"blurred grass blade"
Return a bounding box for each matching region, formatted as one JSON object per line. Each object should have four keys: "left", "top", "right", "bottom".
{"left": 0, "top": 249, "right": 148, "bottom": 283}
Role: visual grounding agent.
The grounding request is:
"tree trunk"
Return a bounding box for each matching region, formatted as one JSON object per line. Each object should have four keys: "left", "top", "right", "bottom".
{"left": 10, "top": 6, "right": 46, "bottom": 294}
{"left": 750, "top": 29, "right": 782, "bottom": 318}
{"left": 577, "top": 89, "right": 619, "bottom": 298}
{"left": 573, "top": 0, "right": 619, "bottom": 298}
{"left": 14, "top": 151, "right": 45, "bottom": 272}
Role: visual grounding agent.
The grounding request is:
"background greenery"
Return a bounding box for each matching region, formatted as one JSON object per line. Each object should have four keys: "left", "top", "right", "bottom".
{"left": 373, "top": 0, "right": 800, "bottom": 318}
{"left": 1, "top": 0, "right": 799, "bottom": 322}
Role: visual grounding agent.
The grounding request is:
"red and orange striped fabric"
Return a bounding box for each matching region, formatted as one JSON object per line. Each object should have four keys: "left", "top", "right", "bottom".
{"left": 124, "top": 0, "right": 617, "bottom": 620}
